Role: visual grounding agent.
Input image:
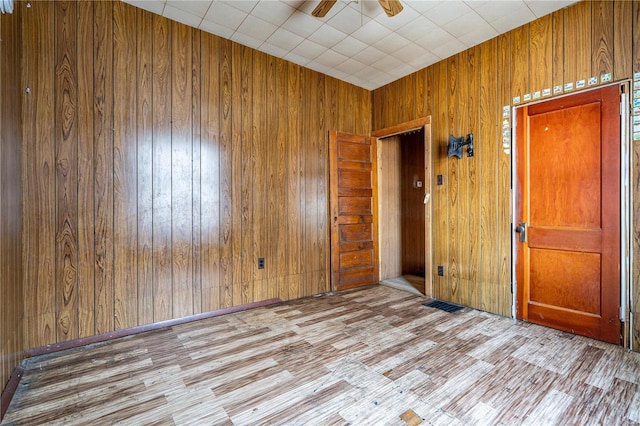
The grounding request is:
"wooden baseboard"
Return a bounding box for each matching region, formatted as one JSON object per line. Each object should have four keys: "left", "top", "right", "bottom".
{"left": 25, "top": 298, "right": 281, "bottom": 358}
{"left": 1, "top": 366, "right": 23, "bottom": 420}
{"left": 1, "top": 298, "right": 281, "bottom": 422}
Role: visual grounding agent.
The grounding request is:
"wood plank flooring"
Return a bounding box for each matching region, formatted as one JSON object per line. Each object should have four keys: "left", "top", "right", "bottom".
{"left": 3, "top": 285, "right": 640, "bottom": 425}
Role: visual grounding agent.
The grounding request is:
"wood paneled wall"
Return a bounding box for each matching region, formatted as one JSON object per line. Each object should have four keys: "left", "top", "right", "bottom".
{"left": 20, "top": 0, "right": 370, "bottom": 349}
{"left": 372, "top": 0, "right": 636, "bottom": 322}
{"left": 1, "top": 5, "right": 24, "bottom": 398}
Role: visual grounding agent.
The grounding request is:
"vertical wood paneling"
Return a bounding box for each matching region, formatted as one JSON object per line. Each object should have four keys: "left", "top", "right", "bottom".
{"left": 447, "top": 55, "right": 460, "bottom": 303}
{"left": 304, "top": 67, "right": 317, "bottom": 297}
{"left": 478, "top": 39, "right": 498, "bottom": 314}
{"left": 530, "top": 15, "right": 552, "bottom": 93}
{"left": 219, "top": 38, "right": 233, "bottom": 308}
{"left": 613, "top": 1, "right": 632, "bottom": 81}
{"left": 1, "top": 1, "right": 23, "bottom": 398}
{"left": 200, "top": 32, "right": 221, "bottom": 312}
{"left": 275, "top": 58, "right": 288, "bottom": 301}
{"left": 433, "top": 60, "right": 448, "bottom": 300}
{"left": 230, "top": 43, "right": 242, "bottom": 305}
{"left": 467, "top": 45, "right": 480, "bottom": 309}
{"left": 136, "top": 7, "right": 153, "bottom": 325}
{"left": 510, "top": 25, "right": 529, "bottom": 101}
{"left": 76, "top": 0, "right": 95, "bottom": 338}
{"left": 93, "top": 0, "right": 114, "bottom": 335}
{"left": 591, "top": 0, "right": 614, "bottom": 78}
{"left": 170, "top": 21, "right": 193, "bottom": 319}
{"left": 240, "top": 45, "right": 253, "bottom": 303}
{"left": 113, "top": 0, "right": 138, "bottom": 330}
{"left": 252, "top": 50, "right": 267, "bottom": 294}
{"left": 287, "top": 62, "right": 301, "bottom": 299}
{"left": 151, "top": 14, "right": 172, "bottom": 321}
{"left": 458, "top": 51, "right": 471, "bottom": 307}
{"left": 552, "top": 10, "right": 564, "bottom": 89}
{"left": 55, "top": 0, "right": 79, "bottom": 343}
{"left": 563, "top": 0, "right": 591, "bottom": 84}
{"left": 23, "top": 0, "right": 56, "bottom": 347}
{"left": 191, "top": 29, "right": 202, "bottom": 315}
{"left": 497, "top": 34, "right": 512, "bottom": 318}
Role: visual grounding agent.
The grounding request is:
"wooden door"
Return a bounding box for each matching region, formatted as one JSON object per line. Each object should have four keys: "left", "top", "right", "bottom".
{"left": 330, "top": 131, "right": 379, "bottom": 291}
{"left": 515, "top": 85, "right": 621, "bottom": 344}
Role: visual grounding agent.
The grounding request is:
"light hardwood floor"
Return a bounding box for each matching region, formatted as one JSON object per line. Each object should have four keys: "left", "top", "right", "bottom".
{"left": 3, "top": 285, "right": 640, "bottom": 425}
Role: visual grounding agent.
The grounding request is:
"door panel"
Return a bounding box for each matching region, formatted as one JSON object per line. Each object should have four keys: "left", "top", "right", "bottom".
{"left": 516, "top": 85, "right": 621, "bottom": 344}
{"left": 330, "top": 131, "right": 379, "bottom": 291}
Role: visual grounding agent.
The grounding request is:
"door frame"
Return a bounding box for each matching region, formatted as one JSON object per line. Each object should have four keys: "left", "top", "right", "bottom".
{"left": 372, "top": 116, "right": 433, "bottom": 296}
{"left": 511, "top": 82, "right": 631, "bottom": 347}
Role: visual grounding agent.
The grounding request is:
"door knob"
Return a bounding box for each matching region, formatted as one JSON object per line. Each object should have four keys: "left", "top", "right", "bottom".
{"left": 515, "top": 222, "right": 527, "bottom": 242}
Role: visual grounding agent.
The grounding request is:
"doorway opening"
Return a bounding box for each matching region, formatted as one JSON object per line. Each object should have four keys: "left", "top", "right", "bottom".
{"left": 372, "top": 117, "right": 432, "bottom": 297}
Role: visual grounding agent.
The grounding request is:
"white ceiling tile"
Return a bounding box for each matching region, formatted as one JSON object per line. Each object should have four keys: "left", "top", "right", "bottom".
{"left": 526, "top": 0, "right": 575, "bottom": 17}
{"left": 375, "top": 4, "right": 420, "bottom": 31}
{"left": 353, "top": 45, "right": 388, "bottom": 64}
{"left": 308, "top": 24, "right": 348, "bottom": 48}
{"left": 230, "top": 31, "right": 263, "bottom": 49}
{"left": 284, "top": 51, "right": 312, "bottom": 65}
{"left": 281, "top": 12, "right": 324, "bottom": 38}
{"left": 426, "top": 1, "right": 473, "bottom": 25}
{"left": 388, "top": 63, "right": 418, "bottom": 78}
{"left": 267, "top": 27, "right": 304, "bottom": 52}
{"left": 404, "top": 0, "right": 444, "bottom": 14}
{"left": 349, "top": 0, "right": 385, "bottom": 19}
{"left": 372, "top": 31, "right": 412, "bottom": 55}
{"left": 326, "top": 69, "right": 351, "bottom": 81}
{"left": 474, "top": 1, "right": 528, "bottom": 23}
{"left": 236, "top": 14, "right": 278, "bottom": 40}
{"left": 225, "top": 0, "right": 259, "bottom": 13}
{"left": 392, "top": 42, "right": 428, "bottom": 63}
{"left": 414, "top": 27, "right": 456, "bottom": 51}
{"left": 442, "top": 12, "right": 490, "bottom": 38}
{"left": 305, "top": 60, "right": 332, "bottom": 74}
{"left": 203, "top": 2, "right": 247, "bottom": 30}
{"left": 395, "top": 16, "right": 439, "bottom": 42}
{"left": 125, "top": 0, "right": 166, "bottom": 15}
{"left": 314, "top": 49, "right": 349, "bottom": 67}
{"left": 199, "top": 19, "right": 235, "bottom": 38}
{"left": 166, "top": 0, "right": 212, "bottom": 16}
{"left": 407, "top": 51, "right": 440, "bottom": 69}
{"left": 458, "top": 23, "right": 498, "bottom": 47}
{"left": 431, "top": 37, "right": 467, "bottom": 60}
{"left": 250, "top": 0, "right": 296, "bottom": 26}
{"left": 336, "top": 58, "right": 368, "bottom": 75}
{"left": 351, "top": 20, "right": 393, "bottom": 45}
{"left": 163, "top": 4, "right": 203, "bottom": 27}
{"left": 327, "top": 5, "right": 369, "bottom": 35}
{"left": 290, "top": 39, "right": 327, "bottom": 60}
{"left": 259, "top": 42, "right": 290, "bottom": 57}
{"left": 332, "top": 36, "right": 368, "bottom": 57}
{"left": 372, "top": 54, "right": 403, "bottom": 72}
{"left": 490, "top": 5, "right": 536, "bottom": 33}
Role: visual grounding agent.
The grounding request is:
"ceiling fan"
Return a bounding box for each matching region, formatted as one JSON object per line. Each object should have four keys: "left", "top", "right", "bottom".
{"left": 312, "top": 0, "right": 403, "bottom": 18}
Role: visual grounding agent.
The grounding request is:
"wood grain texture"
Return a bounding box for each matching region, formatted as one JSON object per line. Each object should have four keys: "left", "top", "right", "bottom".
{"left": 4, "top": 285, "right": 640, "bottom": 425}
{"left": 510, "top": 25, "right": 529, "bottom": 101}
{"left": 113, "top": 0, "right": 138, "bottom": 330}
{"left": 529, "top": 15, "right": 552, "bottom": 94}
{"left": 378, "top": 136, "right": 402, "bottom": 280}
{"left": 591, "top": 0, "right": 614, "bottom": 78}
{"left": 76, "top": 0, "right": 95, "bottom": 339}
{"left": 18, "top": 1, "right": 371, "bottom": 352}
{"left": 563, "top": 0, "right": 591, "bottom": 84}
{"left": 447, "top": 55, "right": 459, "bottom": 304}
{"left": 613, "top": 0, "right": 632, "bottom": 81}
{"left": 1, "top": 1, "right": 24, "bottom": 405}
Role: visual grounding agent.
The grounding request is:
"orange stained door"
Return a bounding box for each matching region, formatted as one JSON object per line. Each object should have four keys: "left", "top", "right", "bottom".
{"left": 329, "top": 131, "right": 379, "bottom": 291}
{"left": 515, "top": 85, "right": 621, "bottom": 344}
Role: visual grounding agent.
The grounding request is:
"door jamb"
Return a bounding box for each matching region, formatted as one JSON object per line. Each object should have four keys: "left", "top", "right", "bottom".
{"left": 372, "top": 117, "right": 433, "bottom": 296}
{"left": 511, "top": 83, "right": 631, "bottom": 347}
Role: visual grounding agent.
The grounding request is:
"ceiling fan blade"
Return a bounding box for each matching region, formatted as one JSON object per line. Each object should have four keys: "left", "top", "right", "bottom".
{"left": 377, "top": 0, "right": 403, "bottom": 17}
{"left": 312, "top": 0, "right": 337, "bottom": 17}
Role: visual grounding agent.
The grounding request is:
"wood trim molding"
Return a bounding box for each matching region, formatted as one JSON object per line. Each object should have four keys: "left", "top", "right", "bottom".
{"left": 25, "top": 298, "right": 281, "bottom": 357}
{"left": 1, "top": 367, "right": 23, "bottom": 421}
{"left": 371, "top": 116, "right": 431, "bottom": 138}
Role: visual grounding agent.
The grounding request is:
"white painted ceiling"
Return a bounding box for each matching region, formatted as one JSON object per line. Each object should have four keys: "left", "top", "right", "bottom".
{"left": 123, "top": 0, "right": 578, "bottom": 90}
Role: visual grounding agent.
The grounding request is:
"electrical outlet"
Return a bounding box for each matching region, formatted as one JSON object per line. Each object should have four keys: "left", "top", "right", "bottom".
{"left": 437, "top": 175, "right": 443, "bottom": 185}
{"left": 437, "top": 265, "right": 444, "bottom": 276}
{"left": 258, "top": 257, "right": 265, "bottom": 269}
